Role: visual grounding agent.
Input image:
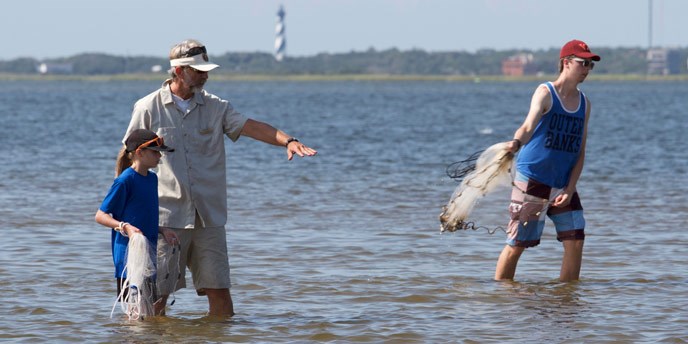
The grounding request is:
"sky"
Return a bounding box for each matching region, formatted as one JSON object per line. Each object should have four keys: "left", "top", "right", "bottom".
{"left": 3, "top": 0, "right": 687, "bottom": 60}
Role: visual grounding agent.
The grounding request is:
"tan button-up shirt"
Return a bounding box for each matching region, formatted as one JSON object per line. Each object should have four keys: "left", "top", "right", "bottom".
{"left": 124, "top": 80, "right": 248, "bottom": 229}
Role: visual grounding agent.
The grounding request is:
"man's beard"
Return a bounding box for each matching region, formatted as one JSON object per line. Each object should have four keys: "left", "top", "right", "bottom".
{"left": 182, "top": 72, "right": 206, "bottom": 94}
{"left": 188, "top": 78, "right": 206, "bottom": 94}
{"left": 191, "top": 84, "right": 204, "bottom": 94}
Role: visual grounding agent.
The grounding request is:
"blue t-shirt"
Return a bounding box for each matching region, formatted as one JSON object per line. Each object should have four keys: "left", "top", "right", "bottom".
{"left": 516, "top": 82, "right": 586, "bottom": 188}
{"left": 99, "top": 167, "right": 159, "bottom": 278}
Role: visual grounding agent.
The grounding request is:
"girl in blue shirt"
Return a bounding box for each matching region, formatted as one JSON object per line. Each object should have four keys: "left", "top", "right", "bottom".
{"left": 95, "top": 129, "right": 177, "bottom": 316}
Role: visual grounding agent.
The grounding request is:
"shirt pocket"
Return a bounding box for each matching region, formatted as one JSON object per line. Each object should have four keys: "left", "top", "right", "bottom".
{"left": 195, "top": 125, "right": 224, "bottom": 156}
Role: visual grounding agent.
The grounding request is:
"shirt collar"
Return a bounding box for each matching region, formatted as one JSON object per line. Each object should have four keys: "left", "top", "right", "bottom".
{"left": 160, "top": 79, "right": 205, "bottom": 105}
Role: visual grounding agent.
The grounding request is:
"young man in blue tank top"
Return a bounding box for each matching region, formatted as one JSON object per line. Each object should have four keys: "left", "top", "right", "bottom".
{"left": 495, "top": 40, "right": 600, "bottom": 282}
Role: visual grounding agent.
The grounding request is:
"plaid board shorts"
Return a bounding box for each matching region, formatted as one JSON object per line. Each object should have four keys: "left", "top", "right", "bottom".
{"left": 506, "top": 171, "right": 585, "bottom": 247}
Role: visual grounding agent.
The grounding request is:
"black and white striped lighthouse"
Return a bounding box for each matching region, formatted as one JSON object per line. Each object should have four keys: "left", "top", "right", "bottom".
{"left": 274, "top": 5, "right": 286, "bottom": 62}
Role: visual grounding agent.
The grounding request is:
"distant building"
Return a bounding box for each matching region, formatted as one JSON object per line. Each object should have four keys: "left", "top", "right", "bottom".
{"left": 647, "top": 48, "right": 682, "bottom": 75}
{"left": 274, "top": 5, "right": 286, "bottom": 61}
{"left": 502, "top": 53, "right": 533, "bottom": 76}
{"left": 37, "top": 62, "right": 73, "bottom": 74}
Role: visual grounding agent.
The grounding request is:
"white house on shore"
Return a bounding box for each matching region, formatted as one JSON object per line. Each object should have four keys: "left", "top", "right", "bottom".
{"left": 37, "top": 63, "right": 73, "bottom": 74}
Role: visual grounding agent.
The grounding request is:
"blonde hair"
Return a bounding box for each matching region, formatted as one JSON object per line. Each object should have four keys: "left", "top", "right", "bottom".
{"left": 115, "top": 146, "right": 133, "bottom": 177}
{"left": 558, "top": 55, "right": 576, "bottom": 73}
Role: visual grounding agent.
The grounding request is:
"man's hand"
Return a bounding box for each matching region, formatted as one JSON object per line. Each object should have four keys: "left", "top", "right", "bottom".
{"left": 286, "top": 141, "right": 317, "bottom": 160}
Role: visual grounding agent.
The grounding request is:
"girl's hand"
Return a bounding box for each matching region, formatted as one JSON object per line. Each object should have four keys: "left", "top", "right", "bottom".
{"left": 122, "top": 223, "right": 142, "bottom": 237}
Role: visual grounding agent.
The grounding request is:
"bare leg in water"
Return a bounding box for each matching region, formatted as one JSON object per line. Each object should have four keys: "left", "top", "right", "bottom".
{"left": 560, "top": 239, "right": 584, "bottom": 282}
{"left": 495, "top": 245, "right": 525, "bottom": 280}
{"left": 206, "top": 288, "right": 234, "bottom": 317}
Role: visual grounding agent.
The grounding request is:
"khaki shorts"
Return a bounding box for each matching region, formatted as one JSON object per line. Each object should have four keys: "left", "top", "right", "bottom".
{"left": 157, "top": 219, "right": 231, "bottom": 296}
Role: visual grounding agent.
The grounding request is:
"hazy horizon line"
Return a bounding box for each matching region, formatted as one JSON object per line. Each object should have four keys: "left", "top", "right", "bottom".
{"left": 5, "top": 43, "right": 687, "bottom": 62}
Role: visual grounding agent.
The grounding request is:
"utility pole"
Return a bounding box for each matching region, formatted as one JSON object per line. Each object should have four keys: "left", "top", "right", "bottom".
{"left": 648, "top": 0, "right": 653, "bottom": 49}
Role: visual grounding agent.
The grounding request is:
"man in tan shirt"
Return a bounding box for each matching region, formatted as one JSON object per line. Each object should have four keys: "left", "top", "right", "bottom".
{"left": 124, "top": 39, "right": 317, "bottom": 317}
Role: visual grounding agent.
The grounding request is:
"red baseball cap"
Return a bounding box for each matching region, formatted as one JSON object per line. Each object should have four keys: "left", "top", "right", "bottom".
{"left": 560, "top": 39, "right": 601, "bottom": 61}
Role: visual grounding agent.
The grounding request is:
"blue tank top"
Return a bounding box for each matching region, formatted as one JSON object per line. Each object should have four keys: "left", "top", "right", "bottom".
{"left": 516, "top": 82, "right": 586, "bottom": 188}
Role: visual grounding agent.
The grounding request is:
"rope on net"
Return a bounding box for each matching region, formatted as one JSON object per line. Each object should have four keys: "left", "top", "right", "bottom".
{"left": 111, "top": 232, "right": 156, "bottom": 320}
{"left": 440, "top": 142, "right": 514, "bottom": 234}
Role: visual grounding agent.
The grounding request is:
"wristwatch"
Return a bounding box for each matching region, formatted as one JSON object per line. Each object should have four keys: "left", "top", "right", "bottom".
{"left": 285, "top": 137, "right": 299, "bottom": 147}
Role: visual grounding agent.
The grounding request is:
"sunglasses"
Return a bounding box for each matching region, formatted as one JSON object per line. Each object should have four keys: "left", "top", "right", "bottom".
{"left": 570, "top": 57, "right": 595, "bottom": 70}
{"left": 136, "top": 137, "right": 164, "bottom": 154}
{"left": 180, "top": 46, "right": 209, "bottom": 61}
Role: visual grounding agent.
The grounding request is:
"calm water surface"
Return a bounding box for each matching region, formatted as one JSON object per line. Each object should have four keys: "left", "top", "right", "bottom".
{"left": 0, "top": 80, "right": 686, "bottom": 343}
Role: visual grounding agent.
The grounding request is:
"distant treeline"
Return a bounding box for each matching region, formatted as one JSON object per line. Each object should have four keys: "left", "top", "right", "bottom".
{"left": 1, "top": 47, "right": 687, "bottom": 75}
